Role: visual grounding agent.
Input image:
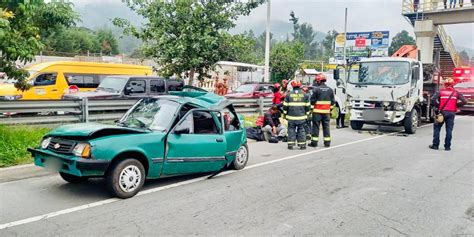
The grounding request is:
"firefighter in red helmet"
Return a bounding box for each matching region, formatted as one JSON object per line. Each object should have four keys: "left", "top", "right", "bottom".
{"left": 283, "top": 80, "right": 311, "bottom": 150}
{"left": 429, "top": 78, "right": 466, "bottom": 151}
{"left": 310, "top": 73, "right": 335, "bottom": 147}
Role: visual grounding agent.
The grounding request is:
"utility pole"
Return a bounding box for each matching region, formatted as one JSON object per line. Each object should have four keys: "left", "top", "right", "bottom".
{"left": 343, "top": 7, "right": 348, "bottom": 66}
{"left": 264, "top": 0, "right": 271, "bottom": 82}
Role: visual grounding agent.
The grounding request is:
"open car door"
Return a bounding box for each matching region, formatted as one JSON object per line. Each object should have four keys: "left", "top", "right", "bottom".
{"left": 163, "top": 109, "right": 228, "bottom": 175}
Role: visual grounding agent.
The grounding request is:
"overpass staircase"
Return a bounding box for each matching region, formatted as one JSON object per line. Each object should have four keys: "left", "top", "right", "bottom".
{"left": 402, "top": 0, "right": 474, "bottom": 79}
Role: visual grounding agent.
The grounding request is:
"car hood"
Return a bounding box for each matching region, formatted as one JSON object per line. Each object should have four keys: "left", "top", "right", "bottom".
{"left": 48, "top": 123, "right": 150, "bottom": 138}
{"left": 0, "top": 83, "right": 21, "bottom": 96}
{"left": 63, "top": 90, "right": 120, "bottom": 99}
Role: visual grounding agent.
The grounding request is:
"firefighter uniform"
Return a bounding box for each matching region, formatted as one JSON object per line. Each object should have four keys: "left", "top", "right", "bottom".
{"left": 283, "top": 86, "right": 311, "bottom": 150}
{"left": 310, "top": 82, "right": 335, "bottom": 147}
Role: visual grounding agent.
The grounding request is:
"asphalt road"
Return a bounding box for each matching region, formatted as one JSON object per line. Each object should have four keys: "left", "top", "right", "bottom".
{"left": 1, "top": 116, "right": 473, "bottom": 236}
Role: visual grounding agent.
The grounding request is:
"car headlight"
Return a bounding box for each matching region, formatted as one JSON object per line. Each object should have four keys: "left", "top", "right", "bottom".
{"left": 72, "top": 143, "right": 91, "bottom": 158}
{"left": 41, "top": 137, "right": 52, "bottom": 149}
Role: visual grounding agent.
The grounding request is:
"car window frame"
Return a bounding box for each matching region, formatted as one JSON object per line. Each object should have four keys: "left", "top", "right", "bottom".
{"left": 150, "top": 79, "right": 166, "bottom": 94}
{"left": 171, "top": 109, "right": 224, "bottom": 135}
{"left": 32, "top": 72, "right": 58, "bottom": 87}
{"left": 125, "top": 78, "right": 147, "bottom": 95}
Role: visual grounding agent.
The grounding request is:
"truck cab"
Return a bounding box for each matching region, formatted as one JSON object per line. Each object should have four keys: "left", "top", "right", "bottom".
{"left": 335, "top": 57, "right": 424, "bottom": 134}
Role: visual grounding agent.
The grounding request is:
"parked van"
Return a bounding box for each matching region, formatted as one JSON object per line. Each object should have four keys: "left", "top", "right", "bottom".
{"left": 0, "top": 61, "right": 152, "bottom": 100}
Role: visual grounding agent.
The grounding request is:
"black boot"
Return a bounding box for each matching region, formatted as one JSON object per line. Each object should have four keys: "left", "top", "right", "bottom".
{"left": 299, "top": 144, "right": 307, "bottom": 150}
{"left": 308, "top": 141, "right": 318, "bottom": 147}
{"left": 429, "top": 145, "right": 439, "bottom": 150}
{"left": 288, "top": 145, "right": 294, "bottom": 150}
{"left": 324, "top": 142, "right": 331, "bottom": 148}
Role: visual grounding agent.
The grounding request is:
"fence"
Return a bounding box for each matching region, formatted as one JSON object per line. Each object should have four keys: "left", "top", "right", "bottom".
{"left": 0, "top": 97, "right": 273, "bottom": 125}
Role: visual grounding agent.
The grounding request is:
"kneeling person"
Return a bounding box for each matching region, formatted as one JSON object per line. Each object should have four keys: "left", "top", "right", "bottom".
{"left": 262, "top": 106, "right": 287, "bottom": 142}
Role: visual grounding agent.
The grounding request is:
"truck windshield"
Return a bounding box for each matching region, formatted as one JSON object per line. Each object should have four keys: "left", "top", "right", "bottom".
{"left": 349, "top": 62, "right": 410, "bottom": 85}
{"left": 119, "top": 98, "right": 179, "bottom": 131}
{"left": 97, "top": 77, "right": 129, "bottom": 93}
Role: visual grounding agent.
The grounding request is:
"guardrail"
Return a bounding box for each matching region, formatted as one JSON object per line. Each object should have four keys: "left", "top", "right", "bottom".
{"left": 0, "top": 97, "right": 273, "bottom": 125}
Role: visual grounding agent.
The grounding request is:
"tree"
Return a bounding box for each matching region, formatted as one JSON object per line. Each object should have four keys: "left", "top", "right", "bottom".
{"left": 96, "top": 28, "right": 119, "bottom": 55}
{"left": 289, "top": 11, "right": 318, "bottom": 59}
{"left": 459, "top": 50, "right": 470, "bottom": 66}
{"left": 389, "top": 30, "right": 415, "bottom": 55}
{"left": 43, "top": 27, "right": 100, "bottom": 55}
{"left": 270, "top": 41, "right": 305, "bottom": 81}
{"left": 0, "top": 1, "right": 78, "bottom": 90}
{"left": 221, "top": 33, "right": 261, "bottom": 65}
{"left": 113, "top": 0, "right": 264, "bottom": 85}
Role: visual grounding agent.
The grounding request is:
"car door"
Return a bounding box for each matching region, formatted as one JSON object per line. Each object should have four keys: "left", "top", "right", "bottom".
{"left": 25, "top": 73, "right": 60, "bottom": 99}
{"left": 221, "top": 105, "right": 244, "bottom": 156}
{"left": 163, "top": 109, "right": 227, "bottom": 175}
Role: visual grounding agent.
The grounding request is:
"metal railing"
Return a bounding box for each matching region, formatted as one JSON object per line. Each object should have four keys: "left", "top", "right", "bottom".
{"left": 436, "top": 25, "right": 461, "bottom": 67}
{"left": 0, "top": 97, "right": 273, "bottom": 125}
{"left": 402, "top": 0, "right": 473, "bottom": 14}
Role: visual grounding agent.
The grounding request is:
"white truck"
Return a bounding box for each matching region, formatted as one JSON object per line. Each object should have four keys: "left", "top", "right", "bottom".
{"left": 334, "top": 57, "right": 437, "bottom": 134}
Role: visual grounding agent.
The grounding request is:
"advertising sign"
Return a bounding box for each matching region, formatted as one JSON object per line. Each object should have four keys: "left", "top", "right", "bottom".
{"left": 334, "top": 31, "right": 390, "bottom": 61}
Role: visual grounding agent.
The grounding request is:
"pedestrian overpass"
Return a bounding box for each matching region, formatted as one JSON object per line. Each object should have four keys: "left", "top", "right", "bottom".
{"left": 402, "top": 0, "right": 474, "bottom": 79}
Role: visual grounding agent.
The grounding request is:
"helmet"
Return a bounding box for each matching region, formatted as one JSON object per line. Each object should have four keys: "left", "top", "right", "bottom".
{"left": 282, "top": 79, "right": 289, "bottom": 85}
{"left": 291, "top": 80, "right": 302, "bottom": 88}
{"left": 273, "top": 83, "right": 281, "bottom": 89}
{"left": 315, "top": 73, "right": 327, "bottom": 83}
{"left": 444, "top": 78, "right": 455, "bottom": 87}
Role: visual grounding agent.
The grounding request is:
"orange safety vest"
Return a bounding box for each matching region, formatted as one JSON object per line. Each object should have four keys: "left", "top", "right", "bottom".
{"left": 313, "top": 101, "right": 331, "bottom": 114}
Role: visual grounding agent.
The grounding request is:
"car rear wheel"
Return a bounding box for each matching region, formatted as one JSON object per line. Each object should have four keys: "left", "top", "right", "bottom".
{"left": 59, "top": 172, "right": 89, "bottom": 183}
{"left": 106, "top": 158, "right": 145, "bottom": 199}
{"left": 350, "top": 121, "right": 364, "bottom": 130}
{"left": 232, "top": 144, "right": 249, "bottom": 170}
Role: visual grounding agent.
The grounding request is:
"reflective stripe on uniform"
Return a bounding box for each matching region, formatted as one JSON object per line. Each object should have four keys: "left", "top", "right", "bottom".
{"left": 315, "top": 101, "right": 331, "bottom": 104}
{"left": 288, "top": 141, "right": 296, "bottom": 145}
{"left": 298, "top": 142, "right": 306, "bottom": 145}
{"left": 311, "top": 136, "right": 319, "bottom": 141}
{"left": 323, "top": 137, "right": 331, "bottom": 141}
{"left": 313, "top": 109, "right": 331, "bottom": 113}
{"left": 286, "top": 115, "right": 307, "bottom": 120}
{"left": 285, "top": 102, "right": 309, "bottom": 106}
{"left": 313, "top": 101, "right": 331, "bottom": 113}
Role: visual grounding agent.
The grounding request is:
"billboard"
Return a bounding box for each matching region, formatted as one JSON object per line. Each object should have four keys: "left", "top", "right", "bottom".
{"left": 334, "top": 31, "right": 390, "bottom": 61}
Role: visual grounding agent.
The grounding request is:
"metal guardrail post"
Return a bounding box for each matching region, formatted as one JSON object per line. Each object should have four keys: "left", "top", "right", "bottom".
{"left": 81, "top": 97, "right": 89, "bottom": 123}
{"left": 258, "top": 97, "right": 264, "bottom": 115}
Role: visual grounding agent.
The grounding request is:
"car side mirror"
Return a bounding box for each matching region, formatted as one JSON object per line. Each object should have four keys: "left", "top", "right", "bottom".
{"left": 174, "top": 127, "right": 190, "bottom": 135}
{"left": 124, "top": 87, "right": 132, "bottom": 95}
{"left": 333, "top": 69, "right": 340, "bottom": 80}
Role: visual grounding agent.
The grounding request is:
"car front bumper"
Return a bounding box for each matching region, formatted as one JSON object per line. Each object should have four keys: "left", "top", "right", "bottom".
{"left": 28, "top": 148, "right": 110, "bottom": 177}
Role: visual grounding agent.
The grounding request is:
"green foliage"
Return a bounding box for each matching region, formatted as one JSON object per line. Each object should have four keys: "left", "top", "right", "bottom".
{"left": 389, "top": 30, "right": 416, "bottom": 55}
{"left": 270, "top": 41, "right": 305, "bottom": 81}
{"left": 221, "top": 32, "right": 261, "bottom": 65}
{"left": 114, "top": 0, "right": 264, "bottom": 84}
{"left": 0, "top": 1, "right": 78, "bottom": 91}
{"left": 96, "top": 28, "right": 119, "bottom": 55}
{"left": 289, "top": 11, "right": 319, "bottom": 60}
{"left": 321, "top": 30, "right": 338, "bottom": 60}
{"left": 0, "top": 125, "right": 50, "bottom": 167}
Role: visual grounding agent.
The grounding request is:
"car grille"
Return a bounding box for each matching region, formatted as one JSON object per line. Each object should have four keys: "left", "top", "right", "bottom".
{"left": 47, "top": 138, "right": 76, "bottom": 154}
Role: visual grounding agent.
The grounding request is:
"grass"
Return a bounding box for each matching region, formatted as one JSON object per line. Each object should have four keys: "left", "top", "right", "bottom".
{"left": 0, "top": 125, "right": 51, "bottom": 168}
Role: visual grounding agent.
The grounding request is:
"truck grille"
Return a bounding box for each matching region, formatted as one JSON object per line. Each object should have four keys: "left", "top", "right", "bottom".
{"left": 47, "top": 138, "right": 76, "bottom": 154}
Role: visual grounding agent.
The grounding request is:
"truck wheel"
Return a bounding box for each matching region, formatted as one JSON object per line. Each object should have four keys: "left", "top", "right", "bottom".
{"left": 106, "top": 158, "right": 145, "bottom": 199}
{"left": 404, "top": 109, "right": 418, "bottom": 134}
{"left": 350, "top": 121, "right": 364, "bottom": 130}
{"left": 59, "top": 172, "right": 89, "bottom": 183}
{"left": 231, "top": 144, "right": 249, "bottom": 170}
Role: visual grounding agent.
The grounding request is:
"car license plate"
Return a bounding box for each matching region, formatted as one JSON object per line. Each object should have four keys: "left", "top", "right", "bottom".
{"left": 362, "top": 109, "right": 385, "bottom": 121}
{"left": 43, "top": 158, "right": 63, "bottom": 172}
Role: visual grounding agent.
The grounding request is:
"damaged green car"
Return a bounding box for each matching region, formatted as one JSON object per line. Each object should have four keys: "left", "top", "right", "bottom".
{"left": 28, "top": 91, "right": 248, "bottom": 198}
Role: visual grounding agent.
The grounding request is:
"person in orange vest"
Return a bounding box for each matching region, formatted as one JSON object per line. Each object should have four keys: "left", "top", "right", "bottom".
{"left": 310, "top": 73, "right": 335, "bottom": 148}
{"left": 429, "top": 78, "right": 467, "bottom": 151}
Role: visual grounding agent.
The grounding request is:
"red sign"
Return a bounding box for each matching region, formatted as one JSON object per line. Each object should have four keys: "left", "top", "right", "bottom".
{"left": 68, "top": 85, "right": 79, "bottom": 94}
{"left": 355, "top": 37, "right": 366, "bottom": 47}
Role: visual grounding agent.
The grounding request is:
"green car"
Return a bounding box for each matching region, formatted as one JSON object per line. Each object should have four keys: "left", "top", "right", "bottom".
{"left": 28, "top": 91, "right": 249, "bottom": 198}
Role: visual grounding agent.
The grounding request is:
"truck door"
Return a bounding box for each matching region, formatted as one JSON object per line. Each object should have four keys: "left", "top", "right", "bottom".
{"left": 163, "top": 110, "right": 227, "bottom": 175}
{"left": 25, "top": 73, "right": 61, "bottom": 99}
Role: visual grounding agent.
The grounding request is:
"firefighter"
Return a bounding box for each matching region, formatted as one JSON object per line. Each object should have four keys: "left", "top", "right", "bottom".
{"left": 310, "top": 73, "right": 335, "bottom": 148}
{"left": 429, "top": 78, "right": 467, "bottom": 151}
{"left": 283, "top": 80, "right": 311, "bottom": 150}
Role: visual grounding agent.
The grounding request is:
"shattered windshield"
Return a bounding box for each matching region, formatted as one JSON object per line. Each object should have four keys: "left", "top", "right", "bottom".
{"left": 118, "top": 98, "right": 179, "bottom": 131}
{"left": 349, "top": 62, "right": 410, "bottom": 85}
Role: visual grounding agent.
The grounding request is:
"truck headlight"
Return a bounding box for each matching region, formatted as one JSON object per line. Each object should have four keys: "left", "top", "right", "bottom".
{"left": 394, "top": 103, "right": 406, "bottom": 111}
{"left": 73, "top": 143, "right": 91, "bottom": 158}
{"left": 41, "top": 137, "right": 52, "bottom": 149}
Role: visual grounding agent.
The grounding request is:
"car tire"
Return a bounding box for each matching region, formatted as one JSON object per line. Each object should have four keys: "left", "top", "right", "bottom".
{"left": 106, "top": 158, "right": 145, "bottom": 199}
{"left": 231, "top": 144, "right": 249, "bottom": 170}
{"left": 59, "top": 172, "right": 89, "bottom": 183}
{"left": 404, "top": 109, "right": 418, "bottom": 134}
{"left": 350, "top": 121, "right": 364, "bottom": 130}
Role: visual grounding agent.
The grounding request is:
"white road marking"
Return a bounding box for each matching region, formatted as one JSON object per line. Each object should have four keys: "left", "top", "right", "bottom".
{"left": 0, "top": 124, "right": 432, "bottom": 230}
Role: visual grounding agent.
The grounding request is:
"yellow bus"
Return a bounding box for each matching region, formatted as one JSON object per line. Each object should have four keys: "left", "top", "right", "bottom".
{"left": 0, "top": 61, "right": 153, "bottom": 100}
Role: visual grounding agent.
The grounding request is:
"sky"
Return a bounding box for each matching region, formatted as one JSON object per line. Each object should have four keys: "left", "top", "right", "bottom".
{"left": 70, "top": 0, "right": 473, "bottom": 49}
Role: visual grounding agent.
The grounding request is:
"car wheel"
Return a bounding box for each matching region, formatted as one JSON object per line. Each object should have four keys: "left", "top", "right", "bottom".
{"left": 350, "top": 121, "right": 364, "bottom": 130}
{"left": 59, "top": 172, "right": 89, "bottom": 183}
{"left": 404, "top": 109, "right": 418, "bottom": 134}
{"left": 232, "top": 144, "right": 249, "bottom": 170}
{"left": 106, "top": 158, "right": 145, "bottom": 199}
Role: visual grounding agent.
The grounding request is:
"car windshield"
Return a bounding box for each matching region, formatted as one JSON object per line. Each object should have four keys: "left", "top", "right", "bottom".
{"left": 349, "top": 61, "right": 410, "bottom": 85}
{"left": 454, "top": 81, "right": 474, "bottom": 88}
{"left": 118, "top": 98, "right": 179, "bottom": 131}
{"left": 234, "top": 84, "right": 254, "bottom": 93}
{"left": 97, "top": 77, "right": 129, "bottom": 93}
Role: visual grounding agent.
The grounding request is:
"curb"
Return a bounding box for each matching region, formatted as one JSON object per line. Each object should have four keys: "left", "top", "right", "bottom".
{"left": 0, "top": 163, "right": 51, "bottom": 184}
{"left": 0, "top": 163, "right": 35, "bottom": 171}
